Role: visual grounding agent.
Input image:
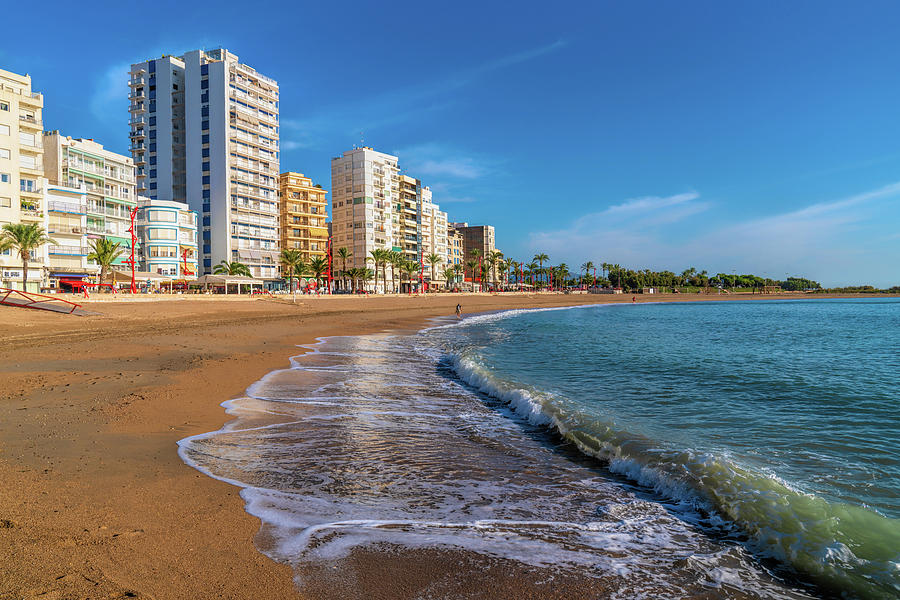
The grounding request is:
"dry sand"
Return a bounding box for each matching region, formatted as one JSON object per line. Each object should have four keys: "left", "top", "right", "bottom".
{"left": 0, "top": 291, "right": 884, "bottom": 599}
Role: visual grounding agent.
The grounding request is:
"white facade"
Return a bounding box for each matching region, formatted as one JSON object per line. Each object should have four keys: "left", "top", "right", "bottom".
{"left": 129, "top": 49, "right": 280, "bottom": 279}
{"left": 44, "top": 183, "right": 99, "bottom": 288}
{"left": 331, "top": 147, "right": 400, "bottom": 279}
{"left": 0, "top": 68, "right": 45, "bottom": 291}
{"left": 136, "top": 197, "right": 198, "bottom": 278}
{"left": 42, "top": 133, "right": 137, "bottom": 270}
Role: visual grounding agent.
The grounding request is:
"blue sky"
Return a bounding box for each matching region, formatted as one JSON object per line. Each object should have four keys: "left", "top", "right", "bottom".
{"left": 4, "top": 0, "right": 900, "bottom": 286}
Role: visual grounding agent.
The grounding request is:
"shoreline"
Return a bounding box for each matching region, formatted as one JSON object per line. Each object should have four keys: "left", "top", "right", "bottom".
{"left": 0, "top": 293, "right": 892, "bottom": 598}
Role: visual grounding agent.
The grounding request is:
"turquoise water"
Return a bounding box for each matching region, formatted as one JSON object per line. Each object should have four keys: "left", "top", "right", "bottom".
{"left": 451, "top": 299, "right": 899, "bottom": 597}
{"left": 180, "top": 298, "right": 898, "bottom": 599}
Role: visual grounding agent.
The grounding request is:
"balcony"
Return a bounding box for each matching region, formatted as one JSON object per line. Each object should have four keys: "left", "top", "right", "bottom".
{"left": 48, "top": 224, "right": 85, "bottom": 235}
{"left": 19, "top": 187, "right": 41, "bottom": 197}
{"left": 48, "top": 244, "right": 89, "bottom": 256}
{"left": 19, "top": 164, "right": 43, "bottom": 177}
{"left": 129, "top": 116, "right": 147, "bottom": 126}
{"left": 19, "top": 92, "right": 42, "bottom": 107}
{"left": 128, "top": 89, "right": 146, "bottom": 100}
{"left": 130, "top": 103, "right": 147, "bottom": 113}
{"left": 129, "top": 75, "right": 147, "bottom": 86}
{"left": 18, "top": 114, "right": 42, "bottom": 130}
{"left": 19, "top": 137, "right": 43, "bottom": 151}
{"left": 129, "top": 143, "right": 146, "bottom": 152}
{"left": 48, "top": 200, "right": 86, "bottom": 214}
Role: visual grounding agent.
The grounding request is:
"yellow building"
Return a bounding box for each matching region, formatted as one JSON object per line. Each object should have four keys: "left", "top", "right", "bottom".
{"left": 279, "top": 172, "right": 328, "bottom": 262}
{"left": 0, "top": 68, "right": 44, "bottom": 291}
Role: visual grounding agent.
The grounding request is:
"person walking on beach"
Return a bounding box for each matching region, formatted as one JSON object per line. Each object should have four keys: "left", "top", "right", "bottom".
{"left": 456, "top": 303, "right": 462, "bottom": 318}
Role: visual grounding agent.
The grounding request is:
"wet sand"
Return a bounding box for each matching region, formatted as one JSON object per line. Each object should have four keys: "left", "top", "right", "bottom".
{"left": 0, "top": 292, "right": 883, "bottom": 599}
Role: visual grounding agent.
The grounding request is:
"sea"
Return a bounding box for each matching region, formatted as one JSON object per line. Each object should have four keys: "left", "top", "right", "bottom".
{"left": 179, "top": 298, "right": 899, "bottom": 599}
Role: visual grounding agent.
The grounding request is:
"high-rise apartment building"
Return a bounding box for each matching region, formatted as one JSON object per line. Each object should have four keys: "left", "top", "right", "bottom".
{"left": 0, "top": 68, "right": 44, "bottom": 291}
{"left": 128, "top": 48, "right": 280, "bottom": 279}
{"left": 331, "top": 148, "right": 400, "bottom": 285}
{"left": 279, "top": 172, "right": 328, "bottom": 262}
{"left": 43, "top": 132, "right": 137, "bottom": 271}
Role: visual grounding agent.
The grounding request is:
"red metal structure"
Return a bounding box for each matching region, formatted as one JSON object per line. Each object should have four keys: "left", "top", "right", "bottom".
{"left": 477, "top": 254, "right": 482, "bottom": 291}
{"left": 0, "top": 287, "right": 82, "bottom": 314}
{"left": 326, "top": 236, "right": 333, "bottom": 294}
{"left": 181, "top": 248, "right": 194, "bottom": 276}
{"left": 122, "top": 206, "right": 139, "bottom": 293}
{"left": 419, "top": 247, "right": 424, "bottom": 294}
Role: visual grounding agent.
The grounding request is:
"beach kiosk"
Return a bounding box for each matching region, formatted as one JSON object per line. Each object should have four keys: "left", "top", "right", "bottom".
{"left": 195, "top": 274, "right": 266, "bottom": 295}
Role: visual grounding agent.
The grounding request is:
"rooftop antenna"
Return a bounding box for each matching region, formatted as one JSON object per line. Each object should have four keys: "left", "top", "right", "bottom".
{"left": 360, "top": 131, "right": 365, "bottom": 148}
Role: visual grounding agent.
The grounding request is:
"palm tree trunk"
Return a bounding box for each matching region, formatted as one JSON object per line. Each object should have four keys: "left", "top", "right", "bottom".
{"left": 21, "top": 254, "right": 29, "bottom": 291}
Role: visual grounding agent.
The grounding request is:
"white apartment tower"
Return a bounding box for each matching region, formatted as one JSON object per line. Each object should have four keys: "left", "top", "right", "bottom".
{"left": 331, "top": 147, "right": 400, "bottom": 276}
{"left": 128, "top": 49, "right": 280, "bottom": 279}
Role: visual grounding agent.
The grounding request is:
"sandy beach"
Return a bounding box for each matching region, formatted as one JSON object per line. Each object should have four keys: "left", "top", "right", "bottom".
{"left": 0, "top": 292, "right": 889, "bottom": 599}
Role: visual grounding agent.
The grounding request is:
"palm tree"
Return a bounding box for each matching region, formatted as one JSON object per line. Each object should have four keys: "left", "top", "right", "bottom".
{"left": 360, "top": 267, "right": 374, "bottom": 291}
{"left": 526, "top": 261, "right": 538, "bottom": 289}
{"left": 1, "top": 223, "right": 56, "bottom": 291}
{"left": 401, "top": 259, "right": 418, "bottom": 293}
{"left": 533, "top": 253, "right": 549, "bottom": 289}
{"left": 367, "top": 249, "right": 384, "bottom": 292}
{"left": 213, "top": 260, "right": 252, "bottom": 277}
{"left": 556, "top": 263, "right": 570, "bottom": 289}
{"left": 336, "top": 247, "right": 352, "bottom": 291}
{"left": 581, "top": 261, "right": 594, "bottom": 289}
{"left": 389, "top": 251, "right": 404, "bottom": 293}
{"left": 309, "top": 256, "right": 328, "bottom": 290}
{"left": 488, "top": 250, "right": 504, "bottom": 288}
{"left": 452, "top": 263, "right": 463, "bottom": 288}
{"left": 465, "top": 259, "right": 478, "bottom": 290}
{"left": 426, "top": 252, "right": 441, "bottom": 290}
{"left": 442, "top": 267, "right": 456, "bottom": 288}
{"left": 280, "top": 249, "right": 306, "bottom": 301}
{"left": 87, "top": 238, "right": 123, "bottom": 288}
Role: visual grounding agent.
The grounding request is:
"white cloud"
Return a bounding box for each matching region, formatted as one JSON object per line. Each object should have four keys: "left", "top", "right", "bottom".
{"left": 525, "top": 184, "right": 900, "bottom": 287}
{"left": 394, "top": 142, "right": 490, "bottom": 180}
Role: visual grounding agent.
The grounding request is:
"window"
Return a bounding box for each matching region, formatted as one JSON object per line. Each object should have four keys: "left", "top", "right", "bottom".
{"left": 202, "top": 120, "right": 209, "bottom": 130}
{"left": 148, "top": 210, "right": 176, "bottom": 222}
{"left": 201, "top": 64, "right": 209, "bottom": 76}
{"left": 0, "top": 148, "right": 8, "bottom": 159}
{"left": 202, "top": 134, "right": 209, "bottom": 144}
{"left": 0, "top": 197, "right": 10, "bottom": 207}
{"left": 149, "top": 228, "right": 177, "bottom": 240}
{"left": 20, "top": 179, "right": 35, "bottom": 191}
{"left": 0, "top": 102, "right": 8, "bottom": 111}
{"left": 149, "top": 116, "right": 156, "bottom": 126}
{"left": 201, "top": 79, "right": 209, "bottom": 89}
{"left": 0, "top": 124, "right": 9, "bottom": 136}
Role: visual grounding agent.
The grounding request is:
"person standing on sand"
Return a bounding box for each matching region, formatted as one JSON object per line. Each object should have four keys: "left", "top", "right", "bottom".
{"left": 456, "top": 303, "right": 462, "bottom": 317}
